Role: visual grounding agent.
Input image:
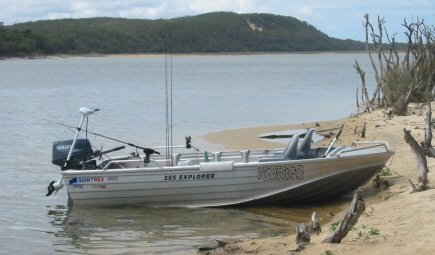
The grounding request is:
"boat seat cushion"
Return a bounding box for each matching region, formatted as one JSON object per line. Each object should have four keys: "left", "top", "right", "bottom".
{"left": 258, "top": 132, "right": 301, "bottom": 162}
{"left": 297, "top": 129, "right": 315, "bottom": 158}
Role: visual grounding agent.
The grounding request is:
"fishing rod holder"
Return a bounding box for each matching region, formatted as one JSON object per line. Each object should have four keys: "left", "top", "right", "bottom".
{"left": 143, "top": 148, "right": 160, "bottom": 163}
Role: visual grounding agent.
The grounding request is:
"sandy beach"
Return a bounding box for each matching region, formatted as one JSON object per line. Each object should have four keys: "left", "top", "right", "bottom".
{"left": 201, "top": 103, "right": 435, "bottom": 255}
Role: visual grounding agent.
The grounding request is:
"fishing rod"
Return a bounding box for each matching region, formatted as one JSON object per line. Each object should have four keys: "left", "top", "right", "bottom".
{"left": 322, "top": 124, "right": 344, "bottom": 157}
{"left": 42, "top": 117, "right": 159, "bottom": 153}
{"left": 38, "top": 117, "right": 76, "bottom": 133}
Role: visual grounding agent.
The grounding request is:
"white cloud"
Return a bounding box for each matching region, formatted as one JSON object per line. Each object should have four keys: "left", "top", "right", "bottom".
{"left": 45, "top": 12, "right": 72, "bottom": 20}
{"left": 297, "top": 5, "right": 316, "bottom": 17}
{"left": 186, "top": 0, "right": 261, "bottom": 14}
{"left": 71, "top": 1, "right": 98, "bottom": 17}
{"left": 119, "top": 3, "right": 167, "bottom": 19}
{"left": 43, "top": 1, "right": 98, "bottom": 20}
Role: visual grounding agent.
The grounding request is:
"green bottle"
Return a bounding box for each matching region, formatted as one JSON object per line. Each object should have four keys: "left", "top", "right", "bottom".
{"left": 204, "top": 151, "right": 210, "bottom": 162}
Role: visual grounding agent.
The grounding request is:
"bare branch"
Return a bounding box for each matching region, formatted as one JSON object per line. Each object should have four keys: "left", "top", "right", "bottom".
{"left": 363, "top": 14, "right": 386, "bottom": 106}
{"left": 377, "top": 16, "right": 385, "bottom": 79}
{"left": 402, "top": 18, "right": 414, "bottom": 69}
{"left": 354, "top": 60, "right": 372, "bottom": 112}
{"left": 356, "top": 86, "right": 359, "bottom": 107}
{"left": 364, "top": 14, "right": 381, "bottom": 90}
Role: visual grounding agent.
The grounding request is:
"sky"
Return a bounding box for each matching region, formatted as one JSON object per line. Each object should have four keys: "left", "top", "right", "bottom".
{"left": 1, "top": 0, "right": 434, "bottom": 42}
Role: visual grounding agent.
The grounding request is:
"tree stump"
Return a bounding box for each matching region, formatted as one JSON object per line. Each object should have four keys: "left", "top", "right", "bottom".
{"left": 360, "top": 122, "right": 366, "bottom": 138}
{"left": 294, "top": 223, "right": 310, "bottom": 252}
{"left": 311, "top": 211, "right": 321, "bottom": 235}
{"left": 296, "top": 223, "right": 310, "bottom": 244}
{"left": 323, "top": 188, "right": 365, "bottom": 243}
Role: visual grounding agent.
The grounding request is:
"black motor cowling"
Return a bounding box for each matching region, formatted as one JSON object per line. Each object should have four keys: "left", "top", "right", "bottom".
{"left": 52, "top": 139, "right": 93, "bottom": 169}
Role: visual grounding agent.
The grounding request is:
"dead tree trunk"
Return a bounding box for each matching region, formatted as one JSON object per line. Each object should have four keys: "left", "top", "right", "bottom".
{"left": 323, "top": 189, "right": 365, "bottom": 243}
{"left": 403, "top": 128, "right": 430, "bottom": 192}
{"left": 363, "top": 14, "right": 382, "bottom": 106}
{"left": 422, "top": 102, "right": 435, "bottom": 157}
{"left": 376, "top": 16, "right": 386, "bottom": 105}
{"left": 392, "top": 68, "right": 420, "bottom": 115}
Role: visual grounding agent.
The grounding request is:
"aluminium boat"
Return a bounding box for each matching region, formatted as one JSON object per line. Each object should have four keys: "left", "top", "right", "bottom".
{"left": 46, "top": 107, "right": 394, "bottom": 207}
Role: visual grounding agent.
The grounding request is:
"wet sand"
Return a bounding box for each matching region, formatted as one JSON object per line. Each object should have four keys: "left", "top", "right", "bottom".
{"left": 201, "top": 103, "right": 435, "bottom": 255}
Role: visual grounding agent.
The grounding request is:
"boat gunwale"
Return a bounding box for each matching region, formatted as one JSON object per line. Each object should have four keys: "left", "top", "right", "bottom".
{"left": 60, "top": 148, "right": 394, "bottom": 176}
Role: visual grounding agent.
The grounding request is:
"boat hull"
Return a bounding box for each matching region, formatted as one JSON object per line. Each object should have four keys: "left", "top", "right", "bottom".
{"left": 61, "top": 150, "right": 393, "bottom": 207}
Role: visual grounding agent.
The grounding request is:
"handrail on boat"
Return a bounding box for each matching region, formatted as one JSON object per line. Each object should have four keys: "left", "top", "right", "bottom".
{"left": 176, "top": 149, "right": 280, "bottom": 164}
{"left": 103, "top": 161, "right": 126, "bottom": 170}
{"left": 351, "top": 141, "right": 392, "bottom": 151}
{"left": 103, "top": 158, "right": 144, "bottom": 170}
{"left": 336, "top": 141, "right": 392, "bottom": 158}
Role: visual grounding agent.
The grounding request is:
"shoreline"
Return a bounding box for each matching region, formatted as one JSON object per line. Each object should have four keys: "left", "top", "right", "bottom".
{"left": 202, "top": 119, "right": 345, "bottom": 151}
{"left": 201, "top": 104, "right": 435, "bottom": 255}
{"left": 0, "top": 51, "right": 369, "bottom": 61}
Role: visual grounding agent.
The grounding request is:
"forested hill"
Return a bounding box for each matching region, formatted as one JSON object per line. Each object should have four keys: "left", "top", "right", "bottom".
{"left": 1, "top": 12, "right": 365, "bottom": 57}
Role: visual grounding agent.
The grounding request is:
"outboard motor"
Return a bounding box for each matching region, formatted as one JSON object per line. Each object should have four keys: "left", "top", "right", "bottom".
{"left": 52, "top": 139, "right": 94, "bottom": 169}
{"left": 47, "top": 107, "right": 100, "bottom": 197}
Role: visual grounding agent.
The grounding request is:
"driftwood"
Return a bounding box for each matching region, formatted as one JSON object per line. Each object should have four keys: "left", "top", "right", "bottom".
{"left": 317, "top": 126, "right": 342, "bottom": 133}
{"left": 323, "top": 188, "right": 366, "bottom": 243}
{"left": 198, "top": 239, "right": 240, "bottom": 254}
{"left": 311, "top": 211, "right": 321, "bottom": 235}
{"left": 403, "top": 128, "right": 430, "bottom": 192}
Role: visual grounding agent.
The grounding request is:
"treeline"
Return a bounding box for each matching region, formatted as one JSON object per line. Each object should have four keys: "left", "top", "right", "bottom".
{"left": 0, "top": 24, "right": 49, "bottom": 57}
{"left": 0, "top": 12, "right": 365, "bottom": 57}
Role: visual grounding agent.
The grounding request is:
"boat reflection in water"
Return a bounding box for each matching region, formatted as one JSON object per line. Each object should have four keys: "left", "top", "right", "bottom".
{"left": 47, "top": 201, "right": 347, "bottom": 254}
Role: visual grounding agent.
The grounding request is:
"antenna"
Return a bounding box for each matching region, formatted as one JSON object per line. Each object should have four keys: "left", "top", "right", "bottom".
{"left": 164, "top": 40, "right": 174, "bottom": 166}
{"left": 165, "top": 41, "right": 169, "bottom": 165}
{"left": 170, "top": 45, "right": 174, "bottom": 163}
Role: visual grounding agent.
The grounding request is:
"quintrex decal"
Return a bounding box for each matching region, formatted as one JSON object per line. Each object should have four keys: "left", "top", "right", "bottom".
{"left": 69, "top": 177, "right": 105, "bottom": 186}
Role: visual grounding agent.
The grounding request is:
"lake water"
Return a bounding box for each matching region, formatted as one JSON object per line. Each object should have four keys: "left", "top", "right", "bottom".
{"left": 0, "top": 53, "right": 376, "bottom": 254}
